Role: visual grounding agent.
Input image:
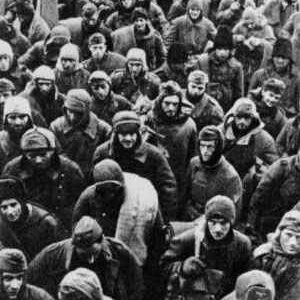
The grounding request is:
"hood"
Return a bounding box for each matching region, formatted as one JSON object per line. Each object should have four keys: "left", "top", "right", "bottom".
{"left": 93, "top": 158, "right": 125, "bottom": 186}
{"left": 0, "top": 16, "right": 16, "bottom": 41}
{"left": 126, "top": 47, "right": 148, "bottom": 72}
{"left": 186, "top": 0, "right": 203, "bottom": 22}
{"left": 59, "top": 268, "right": 111, "bottom": 300}
{"left": 56, "top": 43, "right": 81, "bottom": 72}
{"left": 0, "top": 39, "right": 14, "bottom": 69}
{"left": 271, "top": 210, "right": 300, "bottom": 255}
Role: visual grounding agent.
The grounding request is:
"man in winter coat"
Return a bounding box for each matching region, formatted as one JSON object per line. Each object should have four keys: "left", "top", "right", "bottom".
{"left": 253, "top": 210, "right": 300, "bottom": 300}
{"left": 58, "top": 268, "right": 112, "bottom": 300}
{"left": 197, "top": 25, "right": 244, "bottom": 112}
{"left": 112, "top": 7, "right": 166, "bottom": 71}
{"left": 50, "top": 89, "right": 111, "bottom": 177}
{"left": 111, "top": 48, "right": 161, "bottom": 103}
{"left": 185, "top": 70, "right": 224, "bottom": 132}
{"left": 165, "top": 0, "right": 216, "bottom": 53}
{"left": 55, "top": 43, "right": 90, "bottom": 95}
{"left": 0, "top": 39, "right": 31, "bottom": 93}
{"left": 27, "top": 216, "right": 143, "bottom": 300}
{"left": 249, "top": 78, "right": 287, "bottom": 139}
{"left": 18, "top": 25, "right": 71, "bottom": 71}
{"left": 249, "top": 38, "right": 300, "bottom": 118}
{"left": 0, "top": 176, "right": 63, "bottom": 261}
{"left": 146, "top": 81, "right": 197, "bottom": 211}
{"left": 0, "top": 248, "right": 54, "bottom": 300}
{"left": 161, "top": 195, "right": 252, "bottom": 298}
{"left": 222, "top": 97, "right": 278, "bottom": 179}
{"left": 83, "top": 33, "right": 126, "bottom": 75}
{"left": 2, "top": 127, "right": 85, "bottom": 230}
{"left": 248, "top": 148, "right": 300, "bottom": 237}
{"left": 0, "top": 96, "right": 35, "bottom": 173}
{"left": 20, "top": 65, "right": 65, "bottom": 126}
{"left": 222, "top": 270, "right": 275, "bottom": 300}
{"left": 88, "top": 71, "right": 132, "bottom": 125}
{"left": 155, "top": 43, "right": 190, "bottom": 88}
{"left": 183, "top": 126, "right": 242, "bottom": 221}
{"left": 93, "top": 110, "right": 178, "bottom": 220}
{"left": 15, "top": 0, "right": 50, "bottom": 45}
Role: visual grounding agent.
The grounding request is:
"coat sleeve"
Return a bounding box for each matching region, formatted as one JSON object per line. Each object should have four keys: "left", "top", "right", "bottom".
{"left": 164, "top": 20, "right": 178, "bottom": 50}
{"left": 233, "top": 62, "right": 244, "bottom": 101}
{"left": 276, "top": 122, "right": 290, "bottom": 156}
{"left": 72, "top": 188, "right": 92, "bottom": 225}
{"left": 154, "top": 34, "right": 167, "bottom": 69}
{"left": 255, "top": 131, "right": 279, "bottom": 165}
{"left": 282, "top": 13, "right": 295, "bottom": 36}
{"left": 248, "top": 159, "right": 284, "bottom": 229}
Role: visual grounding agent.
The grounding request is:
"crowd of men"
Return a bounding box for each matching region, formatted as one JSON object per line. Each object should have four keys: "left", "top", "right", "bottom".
{"left": 1, "top": 0, "right": 300, "bottom": 299}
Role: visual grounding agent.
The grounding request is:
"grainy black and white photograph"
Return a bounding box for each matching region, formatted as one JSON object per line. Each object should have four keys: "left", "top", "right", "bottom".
{"left": 0, "top": 0, "right": 299, "bottom": 299}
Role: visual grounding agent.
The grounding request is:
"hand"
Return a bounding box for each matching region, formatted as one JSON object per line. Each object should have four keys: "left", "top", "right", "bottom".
{"left": 182, "top": 257, "right": 206, "bottom": 277}
{"left": 234, "top": 34, "right": 245, "bottom": 43}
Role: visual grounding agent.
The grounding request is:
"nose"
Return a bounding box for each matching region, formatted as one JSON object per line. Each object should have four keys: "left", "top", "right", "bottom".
{"left": 14, "top": 117, "right": 23, "bottom": 125}
{"left": 10, "top": 278, "right": 20, "bottom": 289}
{"left": 7, "top": 206, "right": 14, "bottom": 215}
{"left": 289, "top": 236, "right": 298, "bottom": 247}
{"left": 214, "top": 223, "right": 222, "bottom": 232}
{"left": 34, "top": 156, "right": 43, "bottom": 164}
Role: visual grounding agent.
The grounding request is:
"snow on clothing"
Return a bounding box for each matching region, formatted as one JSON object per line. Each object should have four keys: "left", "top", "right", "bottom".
{"left": 50, "top": 112, "right": 111, "bottom": 177}
{"left": 73, "top": 171, "right": 160, "bottom": 266}
{"left": 92, "top": 138, "right": 178, "bottom": 221}
{"left": 184, "top": 156, "right": 242, "bottom": 221}
{"left": 27, "top": 237, "right": 143, "bottom": 300}
{"left": 112, "top": 24, "right": 166, "bottom": 71}
{"left": 196, "top": 52, "right": 244, "bottom": 113}
{"left": 249, "top": 153, "right": 300, "bottom": 236}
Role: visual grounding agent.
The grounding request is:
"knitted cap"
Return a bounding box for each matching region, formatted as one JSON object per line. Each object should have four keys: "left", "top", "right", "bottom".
{"left": 277, "top": 210, "right": 300, "bottom": 233}
{"left": 0, "top": 248, "right": 27, "bottom": 273}
{"left": 112, "top": 111, "right": 141, "bottom": 131}
{"left": 3, "top": 96, "right": 32, "bottom": 121}
{"left": 72, "top": 216, "right": 104, "bottom": 249}
{"left": 0, "top": 78, "right": 15, "bottom": 92}
{"left": 93, "top": 159, "right": 124, "bottom": 186}
{"left": 21, "top": 127, "right": 56, "bottom": 151}
{"left": 233, "top": 270, "right": 275, "bottom": 300}
{"left": 272, "top": 38, "right": 293, "bottom": 60}
{"left": 214, "top": 25, "right": 233, "bottom": 50}
{"left": 89, "top": 33, "right": 107, "bottom": 45}
{"left": 205, "top": 195, "right": 236, "bottom": 223}
{"left": 167, "top": 43, "right": 188, "bottom": 64}
{"left": 60, "top": 268, "right": 110, "bottom": 300}
{"left": 188, "top": 70, "right": 209, "bottom": 85}
{"left": 65, "top": 89, "right": 91, "bottom": 113}
{"left": 89, "top": 71, "right": 111, "bottom": 86}
{"left": 132, "top": 7, "right": 149, "bottom": 21}
{"left": 59, "top": 43, "right": 80, "bottom": 62}
{"left": 0, "top": 176, "right": 25, "bottom": 204}
{"left": 46, "top": 25, "right": 71, "bottom": 45}
{"left": 263, "top": 78, "right": 286, "bottom": 95}
{"left": 82, "top": 3, "right": 98, "bottom": 18}
{"left": 199, "top": 125, "right": 224, "bottom": 148}
{"left": 126, "top": 48, "right": 148, "bottom": 70}
{"left": 33, "top": 65, "right": 55, "bottom": 82}
{"left": 0, "top": 39, "right": 14, "bottom": 62}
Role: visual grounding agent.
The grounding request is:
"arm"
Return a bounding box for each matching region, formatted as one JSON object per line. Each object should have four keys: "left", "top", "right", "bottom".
{"left": 164, "top": 20, "right": 178, "bottom": 50}
{"left": 233, "top": 63, "right": 244, "bottom": 100}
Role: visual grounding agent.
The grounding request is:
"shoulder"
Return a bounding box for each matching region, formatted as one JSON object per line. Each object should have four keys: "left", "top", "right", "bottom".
{"left": 3, "top": 156, "right": 22, "bottom": 171}
{"left": 111, "top": 68, "right": 127, "bottom": 80}
{"left": 145, "top": 72, "right": 161, "bottom": 84}
{"left": 113, "top": 25, "right": 133, "bottom": 36}
{"left": 25, "top": 284, "right": 54, "bottom": 300}
{"left": 59, "top": 17, "right": 82, "bottom": 27}
{"left": 50, "top": 116, "right": 66, "bottom": 130}
{"left": 170, "top": 15, "right": 186, "bottom": 25}
{"left": 253, "top": 242, "right": 272, "bottom": 259}
{"left": 233, "top": 230, "right": 251, "bottom": 248}
{"left": 59, "top": 155, "right": 83, "bottom": 173}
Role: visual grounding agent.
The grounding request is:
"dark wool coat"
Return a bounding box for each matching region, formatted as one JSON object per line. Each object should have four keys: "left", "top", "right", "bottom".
{"left": 222, "top": 117, "right": 278, "bottom": 179}
{"left": 0, "top": 203, "right": 63, "bottom": 260}
{"left": 50, "top": 112, "right": 111, "bottom": 176}
{"left": 184, "top": 156, "right": 242, "bottom": 221}
{"left": 27, "top": 238, "right": 143, "bottom": 300}
{"left": 160, "top": 225, "right": 252, "bottom": 297}
{"left": 2, "top": 154, "right": 85, "bottom": 229}
{"left": 249, "top": 154, "right": 300, "bottom": 236}
{"left": 82, "top": 52, "right": 127, "bottom": 75}
{"left": 249, "top": 62, "right": 300, "bottom": 117}
{"left": 184, "top": 91, "right": 224, "bottom": 132}
{"left": 276, "top": 115, "right": 300, "bottom": 156}
{"left": 197, "top": 52, "right": 244, "bottom": 112}
{"left": 90, "top": 92, "right": 132, "bottom": 125}
{"left": 111, "top": 68, "right": 161, "bottom": 103}
{"left": 147, "top": 98, "right": 197, "bottom": 207}
{"left": 112, "top": 24, "right": 166, "bottom": 71}
{"left": 92, "top": 139, "right": 178, "bottom": 220}
{"left": 54, "top": 67, "right": 90, "bottom": 95}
